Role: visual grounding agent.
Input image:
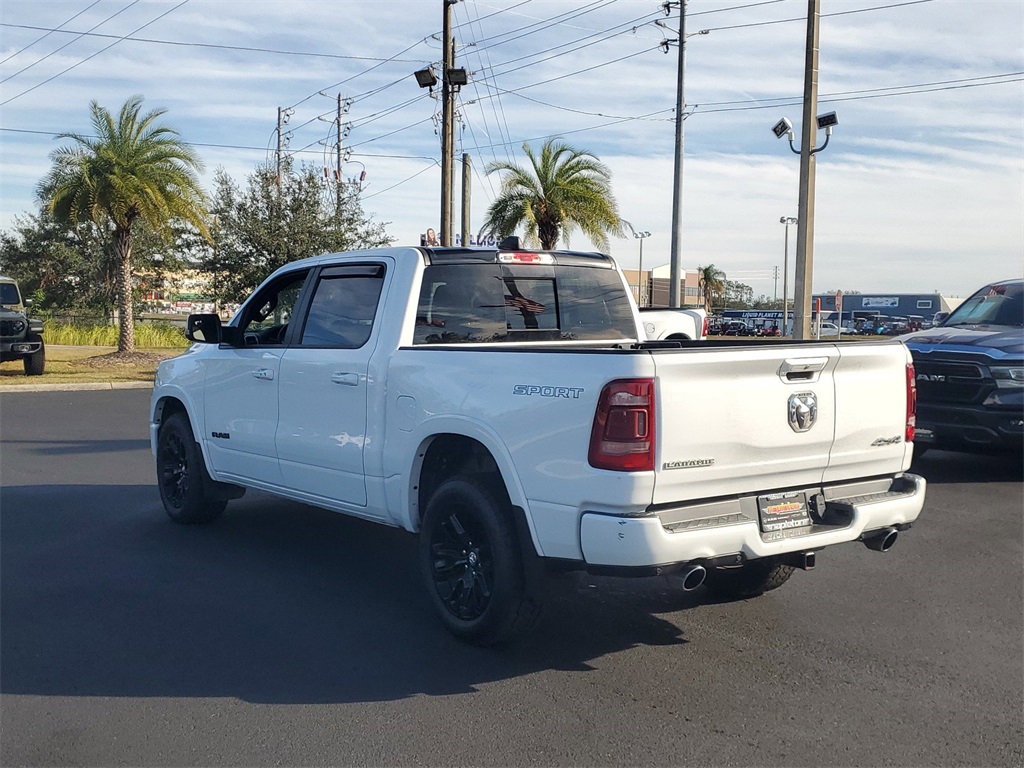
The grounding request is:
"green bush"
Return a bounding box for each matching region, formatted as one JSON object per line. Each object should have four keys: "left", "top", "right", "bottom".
{"left": 44, "top": 322, "right": 189, "bottom": 348}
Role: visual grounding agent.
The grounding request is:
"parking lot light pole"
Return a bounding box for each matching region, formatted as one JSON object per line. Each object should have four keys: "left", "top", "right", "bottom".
{"left": 634, "top": 230, "right": 651, "bottom": 306}
{"left": 780, "top": 216, "right": 797, "bottom": 336}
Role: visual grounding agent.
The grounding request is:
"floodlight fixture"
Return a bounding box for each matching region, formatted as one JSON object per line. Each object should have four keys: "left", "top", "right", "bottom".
{"left": 414, "top": 67, "right": 438, "bottom": 88}
{"left": 447, "top": 67, "right": 468, "bottom": 87}
{"left": 772, "top": 117, "right": 794, "bottom": 140}
{"left": 816, "top": 111, "right": 839, "bottom": 132}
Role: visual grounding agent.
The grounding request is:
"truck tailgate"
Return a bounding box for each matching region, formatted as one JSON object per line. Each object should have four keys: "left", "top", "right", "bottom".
{"left": 650, "top": 341, "right": 911, "bottom": 505}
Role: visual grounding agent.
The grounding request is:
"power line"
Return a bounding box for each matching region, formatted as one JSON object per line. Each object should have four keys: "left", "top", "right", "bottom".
{"left": 0, "top": 126, "right": 436, "bottom": 162}
{"left": 361, "top": 160, "right": 439, "bottom": 201}
{"left": 0, "top": 0, "right": 103, "bottom": 66}
{"left": 0, "top": 1, "right": 190, "bottom": 107}
{"left": 695, "top": 74, "right": 1024, "bottom": 115}
{"left": 457, "top": 1, "right": 516, "bottom": 169}
{"left": 702, "top": 0, "right": 935, "bottom": 33}
{"left": 0, "top": 21, "right": 427, "bottom": 65}
{"left": 1, "top": 1, "right": 141, "bottom": 84}
{"left": 694, "top": 72, "right": 1024, "bottom": 109}
{"left": 287, "top": 36, "right": 430, "bottom": 111}
{"left": 689, "top": 0, "right": 787, "bottom": 17}
{"left": 453, "top": 0, "right": 536, "bottom": 29}
{"left": 470, "top": 0, "right": 617, "bottom": 49}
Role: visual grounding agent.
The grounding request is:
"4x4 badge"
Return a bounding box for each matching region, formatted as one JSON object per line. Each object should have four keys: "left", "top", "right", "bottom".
{"left": 788, "top": 392, "right": 817, "bottom": 432}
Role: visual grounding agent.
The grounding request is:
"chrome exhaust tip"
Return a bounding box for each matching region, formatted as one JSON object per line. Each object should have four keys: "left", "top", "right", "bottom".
{"left": 863, "top": 527, "right": 898, "bottom": 552}
{"left": 677, "top": 564, "right": 707, "bottom": 591}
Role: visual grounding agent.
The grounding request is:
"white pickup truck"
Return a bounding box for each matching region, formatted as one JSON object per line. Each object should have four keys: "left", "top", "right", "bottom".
{"left": 151, "top": 243, "right": 926, "bottom": 644}
{"left": 639, "top": 306, "right": 708, "bottom": 341}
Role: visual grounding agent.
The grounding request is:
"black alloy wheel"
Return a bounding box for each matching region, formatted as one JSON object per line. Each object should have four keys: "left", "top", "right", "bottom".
{"left": 418, "top": 478, "right": 539, "bottom": 645}
{"left": 160, "top": 428, "right": 190, "bottom": 510}
{"left": 429, "top": 508, "right": 494, "bottom": 622}
{"left": 156, "top": 412, "right": 226, "bottom": 524}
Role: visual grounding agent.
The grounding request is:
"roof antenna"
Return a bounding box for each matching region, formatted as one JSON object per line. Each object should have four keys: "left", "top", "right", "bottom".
{"left": 498, "top": 236, "right": 520, "bottom": 250}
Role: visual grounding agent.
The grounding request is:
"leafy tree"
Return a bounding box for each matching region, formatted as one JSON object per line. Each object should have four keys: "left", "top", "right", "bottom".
{"left": 0, "top": 209, "right": 173, "bottom": 318}
{"left": 203, "top": 163, "right": 393, "bottom": 303}
{"left": 37, "top": 95, "right": 209, "bottom": 353}
{"left": 752, "top": 293, "right": 778, "bottom": 310}
{"left": 722, "top": 280, "right": 754, "bottom": 309}
{"left": 481, "top": 138, "right": 623, "bottom": 250}
{"left": 697, "top": 264, "right": 727, "bottom": 313}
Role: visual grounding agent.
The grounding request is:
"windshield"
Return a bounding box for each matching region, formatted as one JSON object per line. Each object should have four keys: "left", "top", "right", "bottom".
{"left": 0, "top": 283, "right": 21, "bottom": 306}
{"left": 943, "top": 281, "right": 1023, "bottom": 327}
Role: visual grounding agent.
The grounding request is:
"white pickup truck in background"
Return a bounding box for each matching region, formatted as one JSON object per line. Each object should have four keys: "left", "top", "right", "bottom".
{"left": 639, "top": 306, "right": 708, "bottom": 341}
{"left": 151, "top": 242, "right": 926, "bottom": 644}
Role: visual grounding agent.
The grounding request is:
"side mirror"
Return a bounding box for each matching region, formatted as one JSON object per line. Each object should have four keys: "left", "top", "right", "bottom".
{"left": 24, "top": 298, "right": 33, "bottom": 307}
{"left": 186, "top": 313, "right": 223, "bottom": 344}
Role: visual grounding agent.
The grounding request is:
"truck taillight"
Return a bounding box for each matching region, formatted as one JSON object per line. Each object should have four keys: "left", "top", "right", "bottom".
{"left": 702, "top": 314, "right": 708, "bottom": 338}
{"left": 589, "top": 378, "right": 656, "bottom": 471}
{"left": 906, "top": 363, "right": 916, "bottom": 442}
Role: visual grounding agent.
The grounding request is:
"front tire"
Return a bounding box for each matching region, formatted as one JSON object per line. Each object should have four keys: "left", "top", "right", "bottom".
{"left": 157, "top": 412, "right": 227, "bottom": 524}
{"left": 418, "top": 478, "right": 539, "bottom": 645}
{"left": 23, "top": 334, "right": 44, "bottom": 376}
{"left": 704, "top": 558, "right": 794, "bottom": 599}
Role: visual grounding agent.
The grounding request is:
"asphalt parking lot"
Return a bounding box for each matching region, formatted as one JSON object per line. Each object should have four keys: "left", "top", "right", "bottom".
{"left": 1, "top": 389, "right": 1021, "bottom": 767}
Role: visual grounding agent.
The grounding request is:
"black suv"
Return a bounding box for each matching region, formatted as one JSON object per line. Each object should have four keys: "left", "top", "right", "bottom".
{"left": 902, "top": 278, "right": 1023, "bottom": 454}
{"left": 0, "top": 276, "right": 45, "bottom": 376}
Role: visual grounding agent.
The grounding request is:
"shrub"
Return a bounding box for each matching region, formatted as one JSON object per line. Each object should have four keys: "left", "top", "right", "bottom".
{"left": 44, "top": 322, "right": 189, "bottom": 348}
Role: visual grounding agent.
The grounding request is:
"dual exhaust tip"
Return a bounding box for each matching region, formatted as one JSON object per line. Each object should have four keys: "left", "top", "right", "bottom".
{"left": 668, "top": 531, "right": 896, "bottom": 592}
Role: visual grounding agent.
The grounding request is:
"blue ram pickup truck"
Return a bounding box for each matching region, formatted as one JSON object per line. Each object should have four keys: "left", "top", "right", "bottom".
{"left": 901, "top": 278, "right": 1023, "bottom": 454}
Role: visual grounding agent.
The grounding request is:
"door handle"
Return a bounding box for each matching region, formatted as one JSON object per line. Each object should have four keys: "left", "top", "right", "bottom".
{"left": 251, "top": 368, "right": 275, "bottom": 381}
{"left": 331, "top": 372, "right": 360, "bottom": 386}
{"left": 779, "top": 357, "right": 828, "bottom": 382}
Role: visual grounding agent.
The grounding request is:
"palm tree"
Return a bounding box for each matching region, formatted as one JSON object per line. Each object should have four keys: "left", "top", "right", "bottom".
{"left": 481, "top": 138, "right": 623, "bottom": 251}
{"left": 698, "top": 264, "right": 726, "bottom": 314}
{"left": 39, "top": 95, "right": 209, "bottom": 354}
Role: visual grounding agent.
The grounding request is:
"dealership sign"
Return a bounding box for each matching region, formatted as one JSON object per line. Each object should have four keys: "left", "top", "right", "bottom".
{"left": 861, "top": 296, "right": 899, "bottom": 308}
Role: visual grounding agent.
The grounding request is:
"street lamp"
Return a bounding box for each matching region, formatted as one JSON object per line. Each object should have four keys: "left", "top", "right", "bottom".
{"left": 772, "top": 111, "right": 838, "bottom": 156}
{"left": 772, "top": 110, "right": 838, "bottom": 339}
{"left": 780, "top": 216, "right": 797, "bottom": 336}
{"left": 634, "top": 230, "right": 651, "bottom": 306}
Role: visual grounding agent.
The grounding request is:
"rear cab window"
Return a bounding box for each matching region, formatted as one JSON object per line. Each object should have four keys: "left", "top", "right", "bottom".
{"left": 413, "top": 260, "right": 636, "bottom": 344}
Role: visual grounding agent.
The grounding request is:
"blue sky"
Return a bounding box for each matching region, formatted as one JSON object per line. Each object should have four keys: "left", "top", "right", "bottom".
{"left": 1, "top": 0, "right": 1021, "bottom": 297}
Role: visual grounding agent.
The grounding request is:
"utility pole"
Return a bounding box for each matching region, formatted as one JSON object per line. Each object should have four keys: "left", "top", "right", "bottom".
{"left": 276, "top": 107, "right": 284, "bottom": 187}
{"left": 667, "top": 0, "right": 687, "bottom": 308}
{"left": 342, "top": 94, "right": 350, "bottom": 211}
{"left": 441, "top": 0, "right": 456, "bottom": 246}
{"left": 461, "top": 152, "right": 471, "bottom": 246}
{"left": 793, "top": 0, "right": 821, "bottom": 340}
{"left": 781, "top": 216, "right": 797, "bottom": 336}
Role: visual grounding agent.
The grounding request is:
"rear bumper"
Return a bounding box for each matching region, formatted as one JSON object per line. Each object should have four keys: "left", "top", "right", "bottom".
{"left": 579, "top": 473, "right": 926, "bottom": 567}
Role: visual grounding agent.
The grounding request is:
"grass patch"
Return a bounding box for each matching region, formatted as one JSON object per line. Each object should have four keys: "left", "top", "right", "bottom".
{"left": 0, "top": 345, "right": 182, "bottom": 384}
{"left": 42, "top": 322, "right": 189, "bottom": 348}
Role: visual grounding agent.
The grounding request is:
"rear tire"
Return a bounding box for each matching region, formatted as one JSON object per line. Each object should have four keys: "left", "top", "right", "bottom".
{"left": 419, "top": 478, "right": 539, "bottom": 645}
{"left": 157, "top": 412, "right": 227, "bottom": 524}
{"left": 23, "top": 334, "right": 44, "bottom": 376}
{"left": 704, "top": 558, "right": 794, "bottom": 599}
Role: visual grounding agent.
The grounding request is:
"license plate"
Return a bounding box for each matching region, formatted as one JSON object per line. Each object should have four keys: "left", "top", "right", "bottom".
{"left": 757, "top": 490, "right": 812, "bottom": 532}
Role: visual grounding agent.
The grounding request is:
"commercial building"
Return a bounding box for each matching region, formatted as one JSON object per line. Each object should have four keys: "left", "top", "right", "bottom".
{"left": 812, "top": 292, "right": 964, "bottom": 327}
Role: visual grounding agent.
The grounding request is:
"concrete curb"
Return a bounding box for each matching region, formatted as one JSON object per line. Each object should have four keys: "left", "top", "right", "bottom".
{"left": 0, "top": 381, "right": 153, "bottom": 393}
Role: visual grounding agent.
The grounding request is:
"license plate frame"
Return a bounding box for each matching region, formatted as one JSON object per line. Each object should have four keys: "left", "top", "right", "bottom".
{"left": 757, "top": 490, "right": 812, "bottom": 533}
